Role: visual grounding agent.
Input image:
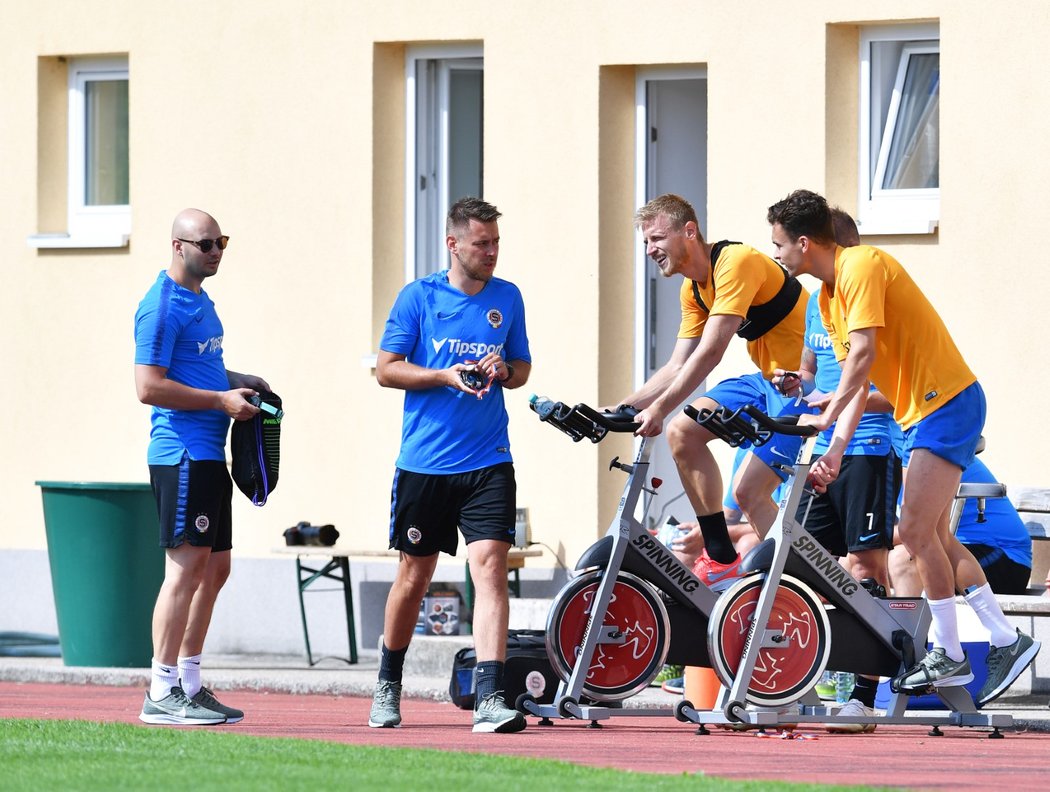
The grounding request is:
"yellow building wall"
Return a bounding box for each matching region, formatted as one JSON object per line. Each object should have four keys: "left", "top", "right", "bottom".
{"left": 2, "top": 1, "right": 1048, "bottom": 574}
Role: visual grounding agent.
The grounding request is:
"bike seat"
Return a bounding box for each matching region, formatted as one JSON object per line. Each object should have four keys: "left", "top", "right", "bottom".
{"left": 742, "top": 537, "right": 851, "bottom": 609}
{"left": 740, "top": 538, "right": 775, "bottom": 574}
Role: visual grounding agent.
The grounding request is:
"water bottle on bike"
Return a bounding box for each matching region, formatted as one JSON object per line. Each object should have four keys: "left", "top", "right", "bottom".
{"left": 529, "top": 394, "right": 559, "bottom": 420}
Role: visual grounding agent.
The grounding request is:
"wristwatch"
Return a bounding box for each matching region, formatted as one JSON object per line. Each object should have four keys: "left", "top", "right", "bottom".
{"left": 501, "top": 362, "right": 515, "bottom": 383}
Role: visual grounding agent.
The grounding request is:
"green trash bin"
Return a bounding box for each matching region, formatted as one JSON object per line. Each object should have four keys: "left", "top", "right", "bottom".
{"left": 36, "top": 481, "right": 164, "bottom": 667}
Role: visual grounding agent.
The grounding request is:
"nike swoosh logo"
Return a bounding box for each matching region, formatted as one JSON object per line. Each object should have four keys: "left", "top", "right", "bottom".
{"left": 858, "top": 533, "right": 880, "bottom": 544}
{"left": 706, "top": 566, "right": 740, "bottom": 583}
{"left": 769, "top": 445, "right": 791, "bottom": 460}
{"left": 431, "top": 337, "right": 447, "bottom": 353}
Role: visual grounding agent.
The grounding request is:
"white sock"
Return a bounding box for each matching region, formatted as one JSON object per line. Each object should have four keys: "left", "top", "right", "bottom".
{"left": 964, "top": 583, "right": 1018, "bottom": 648}
{"left": 928, "top": 596, "right": 965, "bottom": 661}
{"left": 178, "top": 654, "right": 203, "bottom": 698}
{"left": 150, "top": 658, "right": 179, "bottom": 701}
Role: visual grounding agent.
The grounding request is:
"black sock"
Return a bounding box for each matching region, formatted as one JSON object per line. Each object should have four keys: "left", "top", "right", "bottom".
{"left": 474, "top": 660, "right": 504, "bottom": 705}
{"left": 379, "top": 644, "right": 407, "bottom": 683}
{"left": 851, "top": 675, "right": 879, "bottom": 708}
{"left": 697, "top": 512, "right": 735, "bottom": 564}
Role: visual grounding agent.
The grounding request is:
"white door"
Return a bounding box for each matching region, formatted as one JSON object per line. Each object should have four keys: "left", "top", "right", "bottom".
{"left": 636, "top": 73, "right": 708, "bottom": 528}
{"left": 405, "top": 47, "right": 483, "bottom": 282}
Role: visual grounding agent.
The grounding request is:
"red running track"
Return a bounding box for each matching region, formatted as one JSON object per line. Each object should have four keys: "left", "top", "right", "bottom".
{"left": 2, "top": 682, "right": 1049, "bottom": 791}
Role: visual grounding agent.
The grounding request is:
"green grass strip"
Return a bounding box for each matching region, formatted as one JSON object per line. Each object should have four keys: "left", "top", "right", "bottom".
{"left": 0, "top": 718, "right": 884, "bottom": 792}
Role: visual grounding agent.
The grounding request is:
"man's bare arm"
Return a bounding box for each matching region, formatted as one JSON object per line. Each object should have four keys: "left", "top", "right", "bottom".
{"left": 135, "top": 364, "right": 258, "bottom": 420}
{"left": 376, "top": 350, "right": 475, "bottom": 394}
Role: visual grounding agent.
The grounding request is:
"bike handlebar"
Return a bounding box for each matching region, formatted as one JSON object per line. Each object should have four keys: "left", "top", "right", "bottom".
{"left": 530, "top": 399, "right": 640, "bottom": 443}
{"left": 683, "top": 403, "right": 817, "bottom": 448}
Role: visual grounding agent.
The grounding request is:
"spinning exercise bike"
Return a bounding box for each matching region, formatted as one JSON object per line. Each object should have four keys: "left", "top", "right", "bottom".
{"left": 516, "top": 398, "right": 723, "bottom": 725}
{"left": 676, "top": 403, "right": 1014, "bottom": 737}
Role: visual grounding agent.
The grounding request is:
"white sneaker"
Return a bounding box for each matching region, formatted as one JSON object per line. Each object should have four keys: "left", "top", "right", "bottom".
{"left": 826, "top": 698, "right": 877, "bottom": 733}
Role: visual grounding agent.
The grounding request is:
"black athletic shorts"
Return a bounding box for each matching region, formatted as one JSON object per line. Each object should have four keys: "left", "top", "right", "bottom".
{"left": 796, "top": 453, "right": 902, "bottom": 557}
{"left": 389, "top": 462, "right": 516, "bottom": 556}
{"left": 964, "top": 543, "right": 1032, "bottom": 596}
{"left": 149, "top": 454, "right": 233, "bottom": 551}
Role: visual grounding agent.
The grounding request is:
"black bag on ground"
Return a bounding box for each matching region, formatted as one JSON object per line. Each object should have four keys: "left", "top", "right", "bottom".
{"left": 448, "top": 629, "right": 560, "bottom": 710}
{"left": 231, "top": 390, "right": 282, "bottom": 506}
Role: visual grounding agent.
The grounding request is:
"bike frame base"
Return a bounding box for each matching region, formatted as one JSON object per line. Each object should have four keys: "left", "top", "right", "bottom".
{"left": 521, "top": 699, "right": 680, "bottom": 723}
{"left": 677, "top": 702, "right": 1014, "bottom": 733}
{"left": 520, "top": 695, "right": 1015, "bottom": 735}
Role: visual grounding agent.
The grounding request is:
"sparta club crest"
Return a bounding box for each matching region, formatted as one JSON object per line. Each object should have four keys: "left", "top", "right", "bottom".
{"left": 486, "top": 309, "right": 503, "bottom": 329}
{"left": 194, "top": 514, "right": 210, "bottom": 533}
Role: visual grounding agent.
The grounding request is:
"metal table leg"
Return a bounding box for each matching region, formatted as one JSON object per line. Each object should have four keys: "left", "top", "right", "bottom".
{"left": 294, "top": 554, "right": 358, "bottom": 666}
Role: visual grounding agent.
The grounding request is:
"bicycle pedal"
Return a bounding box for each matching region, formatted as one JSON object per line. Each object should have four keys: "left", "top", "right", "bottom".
{"left": 859, "top": 578, "right": 887, "bottom": 598}
{"left": 890, "top": 680, "right": 934, "bottom": 696}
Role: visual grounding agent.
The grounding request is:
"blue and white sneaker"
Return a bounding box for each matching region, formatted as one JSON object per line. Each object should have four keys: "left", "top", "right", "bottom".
{"left": 891, "top": 648, "right": 973, "bottom": 693}
{"left": 369, "top": 679, "right": 403, "bottom": 728}
{"left": 976, "top": 630, "right": 1040, "bottom": 707}
{"left": 191, "top": 687, "right": 244, "bottom": 724}
{"left": 139, "top": 686, "right": 226, "bottom": 726}
{"left": 472, "top": 692, "right": 526, "bottom": 734}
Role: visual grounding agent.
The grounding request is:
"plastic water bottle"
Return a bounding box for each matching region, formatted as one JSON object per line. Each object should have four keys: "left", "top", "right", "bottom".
{"left": 655, "top": 516, "right": 689, "bottom": 551}
{"left": 835, "top": 671, "right": 855, "bottom": 704}
{"left": 815, "top": 669, "right": 835, "bottom": 700}
{"left": 529, "top": 394, "right": 558, "bottom": 419}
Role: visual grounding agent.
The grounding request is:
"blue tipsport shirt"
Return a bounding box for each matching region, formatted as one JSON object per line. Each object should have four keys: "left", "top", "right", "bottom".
{"left": 806, "top": 291, "right": 903, "bottom": 456}
{"left": 380, "top": 271, "right": 532, "bottom": 474}
{"left": 955, "top": 459, "right": 1032, "bottom": 568}
{"left": 134, "top": 271, "right": 231, "bottom": 464}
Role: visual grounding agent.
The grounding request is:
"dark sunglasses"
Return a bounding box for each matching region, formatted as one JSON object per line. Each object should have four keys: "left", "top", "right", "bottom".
{"left": 178, "top": 236, "right": 230, "bottom": 253}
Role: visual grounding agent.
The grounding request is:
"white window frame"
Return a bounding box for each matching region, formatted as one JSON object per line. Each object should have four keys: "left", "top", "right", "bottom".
{"left": 29, "top": 56, "right": 130, "bottom": 249}
{"left": 857, "top": 23, "right": 939, "bottom": 235}
{"left": 403, "top": 45, "right": 483, "bottom": 282}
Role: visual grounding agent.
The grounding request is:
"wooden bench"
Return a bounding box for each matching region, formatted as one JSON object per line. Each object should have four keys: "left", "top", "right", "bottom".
{"left": 272, "top": 545, "right": 541, "bottom": 665}
{"left": 994, "top": 594, "right": 1050, "bottom": 616}
{"left": 974, "top": 486, "right": 1050, "bottom": 687}
{"left": 949, "top": 484, "right": 1050, "bottom": 628}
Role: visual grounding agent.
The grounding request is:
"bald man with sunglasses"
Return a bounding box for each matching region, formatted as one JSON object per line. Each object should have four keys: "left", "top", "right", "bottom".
{"left": 134, "top": 208, "right": 271, "bottom": 725}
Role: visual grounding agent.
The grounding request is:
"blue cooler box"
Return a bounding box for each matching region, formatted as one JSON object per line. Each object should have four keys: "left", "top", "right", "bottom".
{"left": 875, "top": 642, "right": 990, "bottom": 710}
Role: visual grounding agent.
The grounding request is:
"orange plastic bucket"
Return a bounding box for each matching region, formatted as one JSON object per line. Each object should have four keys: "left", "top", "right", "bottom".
{"left": 684, "top": 666, "right": 722, "bottom": 709}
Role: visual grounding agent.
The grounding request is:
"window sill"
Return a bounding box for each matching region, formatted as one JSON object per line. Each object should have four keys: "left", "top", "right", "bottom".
{"left": 856, "top": 218, "right": 938, "bottom": 236}
{"left": 27, "top": 233, "right": 130, "bottom": 249}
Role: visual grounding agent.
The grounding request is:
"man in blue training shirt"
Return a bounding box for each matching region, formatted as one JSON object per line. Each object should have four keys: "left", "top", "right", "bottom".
{"left": 369, "top": 197, "right": 532, "bottom": 734}
{"left": 135, "top": 208, "right": 271, "bottom": 726}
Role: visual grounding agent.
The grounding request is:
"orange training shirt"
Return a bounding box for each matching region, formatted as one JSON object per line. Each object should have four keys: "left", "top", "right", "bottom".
{"left": 678, "top": 243, "right": 808, "bottom": 378}
{"left": 818, "top": 245, "right": 976, "bottom": 429}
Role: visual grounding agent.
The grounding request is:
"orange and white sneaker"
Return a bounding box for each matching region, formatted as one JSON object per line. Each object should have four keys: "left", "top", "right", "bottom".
{"left": 693, "top": 550, "right": 744, "bottom": 592}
